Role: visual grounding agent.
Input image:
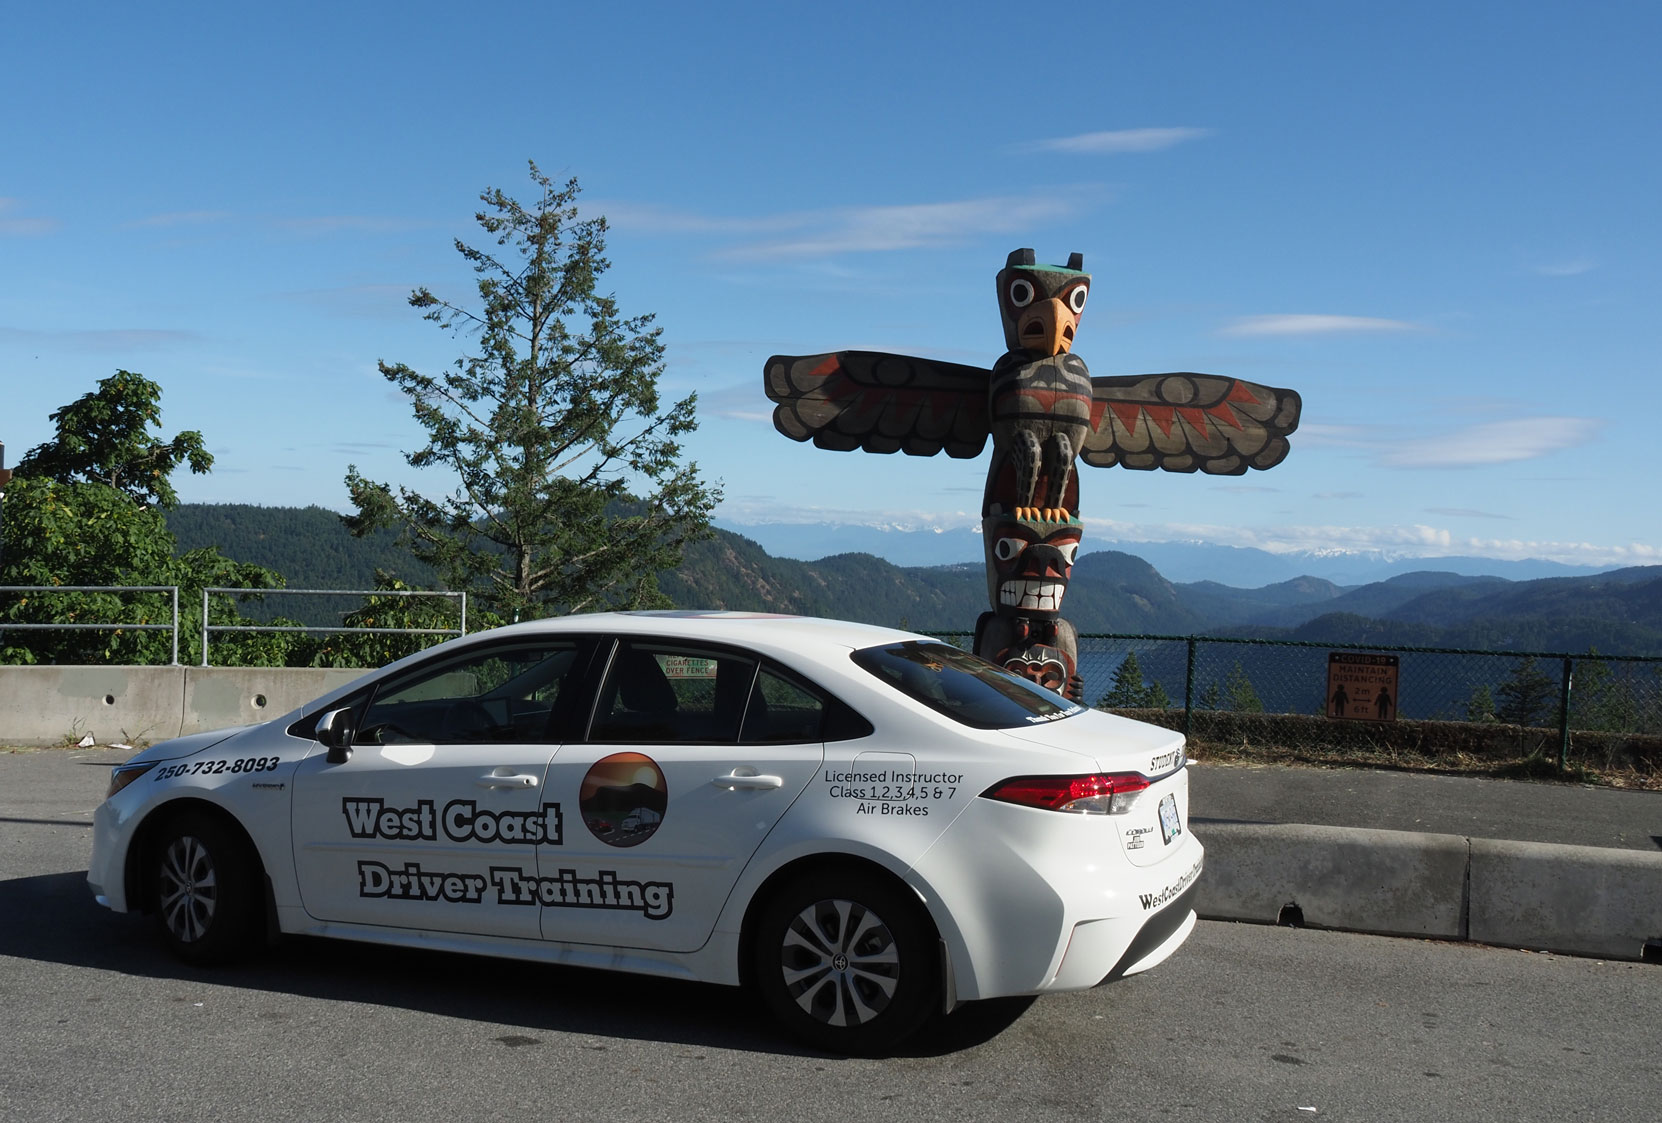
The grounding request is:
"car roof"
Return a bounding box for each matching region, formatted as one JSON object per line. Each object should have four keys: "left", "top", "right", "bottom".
{"left": 479, "top": 610, "right": 932, "bottom": 658}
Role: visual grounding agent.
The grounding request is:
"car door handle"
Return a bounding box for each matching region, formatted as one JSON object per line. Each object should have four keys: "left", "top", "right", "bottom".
{"left": 477, "top": 771, "right": 539, "bottom": 789}
{"left": 711, "top": 770, "right": 783, "bottom": 791}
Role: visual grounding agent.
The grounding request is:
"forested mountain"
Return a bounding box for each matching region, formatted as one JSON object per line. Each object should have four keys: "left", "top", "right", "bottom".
{"left": 163, "top": 504, "right": 1662, "bottom": 654}
{"left": 166, "top": 505, "right": 434, "bottom": 589}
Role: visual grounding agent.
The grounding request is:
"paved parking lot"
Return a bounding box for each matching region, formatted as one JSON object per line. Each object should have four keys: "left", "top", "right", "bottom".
{"left": 3, "top": 747, "right": 1661, "bottom": 1123}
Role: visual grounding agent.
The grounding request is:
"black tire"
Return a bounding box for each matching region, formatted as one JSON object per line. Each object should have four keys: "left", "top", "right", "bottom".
{"left": 150, "top": 812, "right": 262, "bottom": 965}
{"left": 752, "top": 870, "right": 939, "bottom": 1054}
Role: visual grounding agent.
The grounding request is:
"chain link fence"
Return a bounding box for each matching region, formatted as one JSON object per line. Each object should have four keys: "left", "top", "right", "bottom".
{"left": 935, "top": 631, "right": 1662, "bottom": 779}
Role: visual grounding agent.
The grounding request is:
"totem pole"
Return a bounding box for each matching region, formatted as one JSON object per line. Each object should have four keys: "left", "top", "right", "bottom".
{"left": 764, "top": 249, "right": 1301, "bottom": 702}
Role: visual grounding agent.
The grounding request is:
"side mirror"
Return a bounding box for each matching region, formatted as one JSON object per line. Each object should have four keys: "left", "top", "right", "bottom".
{"left": 315, "top": 708, "right": 356, "bottom": 765}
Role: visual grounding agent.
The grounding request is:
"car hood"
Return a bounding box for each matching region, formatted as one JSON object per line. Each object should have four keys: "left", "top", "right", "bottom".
{"left": 121, "top": 724, "right": 261, "bottom": 765}
{"left": 995, "top": 708, "right": 1185, "bottom": 774}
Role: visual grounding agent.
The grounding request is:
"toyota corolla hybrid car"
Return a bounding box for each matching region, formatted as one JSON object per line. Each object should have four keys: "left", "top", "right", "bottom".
{"left": 89, "top": 611, "right": 1202, "bottom": 1052}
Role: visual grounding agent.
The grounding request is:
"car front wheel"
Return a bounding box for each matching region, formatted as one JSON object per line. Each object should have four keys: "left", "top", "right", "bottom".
{"left": 151, "top": 813, "right": 261, "bottom": 964}
{"left": 753, "top": 871, "right": 938, "bottom": 1054}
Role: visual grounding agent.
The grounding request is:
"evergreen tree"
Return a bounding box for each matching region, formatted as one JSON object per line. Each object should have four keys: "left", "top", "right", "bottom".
{"left": 1098, "top": 650, "right": 1152, "bottom": 709}
{"left": 1464, "top": 682, "right": 1497, "bottom": 723}
{"left": 1198, "top": 680, "right": 1222, "bottom": 710}
{"left": 1223, "top": 661, "right": 1265, "bottom": 713}
{"left": 1568, "top": 649, "right": 1638, "bottom": 733}
{"left": 1494, "top": 656, "right": 1558, "bottom": 727}
{"left": 345, "top": 163, "right": 718, "bottom": 621}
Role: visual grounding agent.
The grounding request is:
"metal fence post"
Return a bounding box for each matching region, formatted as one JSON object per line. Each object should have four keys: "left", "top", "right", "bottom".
{"left": 1558, "top": 655, "right": 1574, "bottom": 771}
{"left": 201, "top": 586, "right": 211, "bottom": 667}
{"left": 1184, "top": 637, "right": 1197, "bottom": 737}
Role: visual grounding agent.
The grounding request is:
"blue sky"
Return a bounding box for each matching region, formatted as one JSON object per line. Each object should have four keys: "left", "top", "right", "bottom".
{"left": 4, "top": 2, "right": 1658, "bottom": 570}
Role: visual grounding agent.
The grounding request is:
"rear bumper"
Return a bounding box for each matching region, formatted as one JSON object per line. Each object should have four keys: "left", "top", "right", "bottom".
{"left": 1103, "top": 880, "right": 1201, "bottom": 982}
{"left": 909, "top": 799, "right": 1205, "bottom": 1000}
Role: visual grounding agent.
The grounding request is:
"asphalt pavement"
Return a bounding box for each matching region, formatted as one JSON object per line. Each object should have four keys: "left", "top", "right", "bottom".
{"left": 1189, "top": 762, "right": 1662, "bottom": 851}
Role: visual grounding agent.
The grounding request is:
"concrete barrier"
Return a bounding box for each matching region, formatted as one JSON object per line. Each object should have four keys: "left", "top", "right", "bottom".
{"left": 181, "top": 667, "right": 367, "bottom": 735}
{"left": 1196, "top": 821, "right": 1662, "bottom": 962}
{"left": 1469, "top": 838, "right": 1662, "bottom": 961}
{"left": 1195, "top": 822, "right": 1470, "bottom": 939}
{"left": 0, "top": 665, "right": 366, "bottom": 746}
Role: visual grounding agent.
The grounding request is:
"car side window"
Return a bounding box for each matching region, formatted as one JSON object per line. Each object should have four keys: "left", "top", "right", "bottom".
{"left": 740, "top": 666, "right": 828, "bottom": 743}
{"left": 356, "top": 641, "right": 581, "bottom": 745}
{"left": 590, "top": 642, "right": 759, "bottom": 744}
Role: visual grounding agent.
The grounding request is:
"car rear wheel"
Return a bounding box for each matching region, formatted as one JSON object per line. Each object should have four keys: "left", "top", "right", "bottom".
{"left": 753, "top": 871, "right": 938, "bottom": 1054}
{"left": 152, "top": 813, "right": 261, "bottom": 964}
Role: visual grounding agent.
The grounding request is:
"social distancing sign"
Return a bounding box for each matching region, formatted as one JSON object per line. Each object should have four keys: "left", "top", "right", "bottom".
{"left": 1326, "top": 652, "right": 1398, "bottom": 721}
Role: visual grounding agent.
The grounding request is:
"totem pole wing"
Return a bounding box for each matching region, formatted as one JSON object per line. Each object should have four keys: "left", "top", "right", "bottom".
{"left": 764, "top": 351, "right": 992, "bottom": 458}
{"left": 1079, "top": 373, "right": 1302, "bottom": 474}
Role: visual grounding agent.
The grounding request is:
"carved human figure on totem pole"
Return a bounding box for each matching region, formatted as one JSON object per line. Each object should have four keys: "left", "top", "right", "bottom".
{"left": 764, "top": 248, "right": 1302, "bottom": 702}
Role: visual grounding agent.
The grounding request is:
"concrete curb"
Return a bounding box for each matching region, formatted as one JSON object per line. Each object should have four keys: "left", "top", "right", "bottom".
{"left": 1469, "top": 838, "right": 1662, "bottom": 961}
{"left": 1195, "top": 821, "right": 1662, "bottom": 962}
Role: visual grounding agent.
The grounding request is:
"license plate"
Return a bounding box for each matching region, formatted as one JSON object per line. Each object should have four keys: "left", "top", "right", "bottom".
{"left": 1158, "top": 793, "right": 1182, "bottom": 845}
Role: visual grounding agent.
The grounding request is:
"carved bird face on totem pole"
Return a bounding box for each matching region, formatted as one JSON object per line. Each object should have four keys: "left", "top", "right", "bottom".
{"left": 997, "top": 249, "right": 1089, "bottom": 357}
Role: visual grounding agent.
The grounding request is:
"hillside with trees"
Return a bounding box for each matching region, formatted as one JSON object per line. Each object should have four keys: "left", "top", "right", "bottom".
{"left": 156, "top": 501, "right": 1662, "bottom": 656}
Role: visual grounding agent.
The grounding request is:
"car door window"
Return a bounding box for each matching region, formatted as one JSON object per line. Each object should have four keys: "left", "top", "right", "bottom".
{"left": 358, "top": 641, "right": 580, "bottom": 745}
{"left": 590, "top": 642, "right": 758, "bottom": 744}
{"left": 740, "top": 666, "right": 829, "bottom": 743}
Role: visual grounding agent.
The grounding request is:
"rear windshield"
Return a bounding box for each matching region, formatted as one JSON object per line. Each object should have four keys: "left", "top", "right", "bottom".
{"left": 850, "top": 641, "right": 1084, "bottom": 729}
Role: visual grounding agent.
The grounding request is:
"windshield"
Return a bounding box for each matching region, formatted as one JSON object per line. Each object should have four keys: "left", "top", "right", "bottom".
{"left": 851, "top": 641, "right": 1084, "bottom": 729}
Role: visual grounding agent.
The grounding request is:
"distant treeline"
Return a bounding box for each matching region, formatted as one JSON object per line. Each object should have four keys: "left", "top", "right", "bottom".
{"left": 163, "top": 504, "right": 1662, "bottom": 655}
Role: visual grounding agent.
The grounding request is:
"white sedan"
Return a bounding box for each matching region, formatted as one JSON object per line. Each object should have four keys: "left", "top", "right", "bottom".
{"left": 89, "top": 612, "right": 1202, "bottom": 1052}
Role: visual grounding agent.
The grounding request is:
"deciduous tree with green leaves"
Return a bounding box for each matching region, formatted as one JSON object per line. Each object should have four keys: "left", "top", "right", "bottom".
{"left": 2, "top": 372, "right": 284, "bottom": 665}
{"left": 16, "top": 369, "right": 212, "bottom": 508}
{"left": 345, "top": 163, "right": 718, "bottom": 621}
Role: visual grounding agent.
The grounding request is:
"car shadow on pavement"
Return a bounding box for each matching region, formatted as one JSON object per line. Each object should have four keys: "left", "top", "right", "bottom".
{"left": 0, "top": 870, "right": 1031, "bottom": 1058}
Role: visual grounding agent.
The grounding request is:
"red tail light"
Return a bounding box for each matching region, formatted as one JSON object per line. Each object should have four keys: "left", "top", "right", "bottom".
{"left": 981, "top": 772, "right": 1151, "bottom": 815}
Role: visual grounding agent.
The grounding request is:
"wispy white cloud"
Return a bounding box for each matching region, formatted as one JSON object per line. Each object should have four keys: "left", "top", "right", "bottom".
{"left": 1221, "top": 314, "right": 1422, "bottom": 337}
{"left": 590, "top": 201, "right": 806, "bottom": 236}
{"left": 271, "top": 215, "right": 432, "bottom": 236}
{"left": 0, "top": 198, "right": 57, "bottom": 236}
{"left": 1532, "top": 257, "right": 1596, "bottom": 277}
{"left": 127, "top": 210, "right": 233, "bottom": 229}
{"left": 1292, "top": 423, "right": 1371, "bottom": 449}
{"left": 1082, "top": 516, "right": 1659, "bottom": 568}
{"left": 1425, "top": 507, "right": 1512, "bottom": 520}
{"left": 721, "top": 194, "right": 1093, "bottom": 260}
{"left": 279, "top": 284, "right": 419, "bottom": 319}
{"left": 719, "top": 501, "right": 1660, "bottom": 568}
{"left": 701, "top": 381, "right": 774, "bottom": 422}
{"left": 0, "top": 326, "right": 199, "bottom": 351}
{"left": 603, "top": 191, "right": 1097, "bottom": 261}
{"left": 1021, "top": 127, "right": 1213, "bottom": 155}
{"left": 1382, "top": 417, "right": 1600, "bottom": 468}
{"left": 718, "top": 499, "right": 981, "bottom": 532}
